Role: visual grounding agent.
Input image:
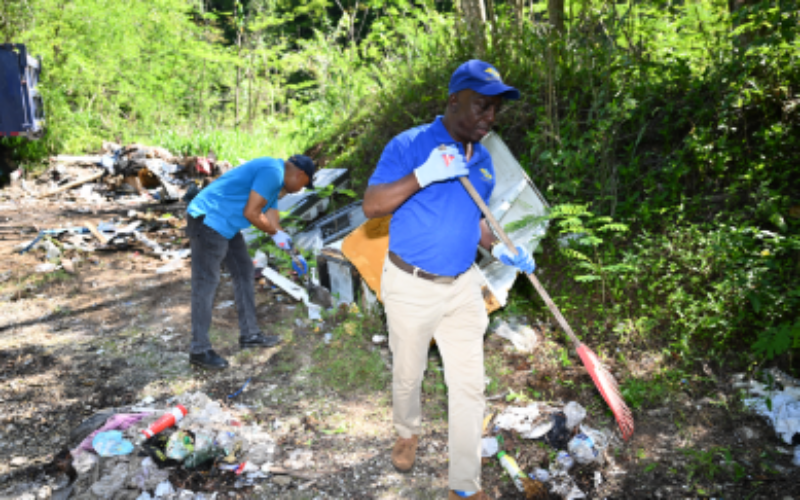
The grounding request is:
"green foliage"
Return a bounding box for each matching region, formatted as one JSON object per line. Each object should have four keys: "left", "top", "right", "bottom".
{"left": 5, "top": 0, "right": 799, "bottom": 367}
{"left": 620, "top": 375, "right": 673, "bottom": 410}
{"left": 680, "top": 446, "right": 745, "bottom": 488}
{"left": 544, "top": 204, "right": 633, "bottom": 304}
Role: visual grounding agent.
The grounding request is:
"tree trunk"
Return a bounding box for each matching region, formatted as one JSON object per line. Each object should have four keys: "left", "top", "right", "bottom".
{"left": 548, "top": 0, "right": 565, "bottom": 33}
{"left": 514, "top": 0, "right": 524, "bottom": 29}
{"left": 460, "top": 0, "right": 487, "bottom": 56}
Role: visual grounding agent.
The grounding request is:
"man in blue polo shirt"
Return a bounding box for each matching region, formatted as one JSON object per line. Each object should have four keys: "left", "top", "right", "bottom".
{"left": 363, "top": 60, "right": 535, "bottom": 500}
{"left": 185, "top": 155, "right": 315, "bottom": 370}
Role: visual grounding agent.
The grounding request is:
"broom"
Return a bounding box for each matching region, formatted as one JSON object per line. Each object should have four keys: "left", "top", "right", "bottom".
{"left": 455, "top": 143, "right": 634, "bottom": 440}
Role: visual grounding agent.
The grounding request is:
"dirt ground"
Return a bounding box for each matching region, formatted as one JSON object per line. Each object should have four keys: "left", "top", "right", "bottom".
{"left": 0, "top": 179, "right": 798, "bottom": 500}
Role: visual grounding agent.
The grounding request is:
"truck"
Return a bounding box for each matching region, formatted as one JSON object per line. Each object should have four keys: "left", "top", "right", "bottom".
{"left": 0, "top": 44, "right": 44, "bottom": 139}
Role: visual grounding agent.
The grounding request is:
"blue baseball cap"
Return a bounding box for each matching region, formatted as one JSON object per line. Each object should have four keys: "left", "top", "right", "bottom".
{"left": 448, "top": 60, "right": 520, "bottom": 100}
{"left": 288, "top": 154, "right": 316, "bottom": 188}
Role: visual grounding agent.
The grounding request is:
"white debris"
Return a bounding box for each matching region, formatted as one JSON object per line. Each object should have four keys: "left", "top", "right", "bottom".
{"left": 564, "top": 401, "right": 587, "bottom": 430}
{"left": 35, "top": 263, "right": 58, "bottom": 273}
{"left": 154, "top": 480, "right": 175, "bottom": 497}
{"left": 155, "top": 260, "right": 184, "bottom": 274}
{"left": 494, "top": 320, "right": 538, "bottom": 353}
{"left": 743, "top": 382, "right": 800, "bottom": 445}
{"left": 494, "top": 403, "right": 554, "bottom": 439}
{"left": 283, "top": 448, "right": 314, "bottom": 470}
{"left": 480, "top": 437, "right": 499, "bottom": 457}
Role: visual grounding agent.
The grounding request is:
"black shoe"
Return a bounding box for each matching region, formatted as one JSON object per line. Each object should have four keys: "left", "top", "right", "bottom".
{"left": 240, "top": 333, "right": 282, "bottom": 349}
{"left": 189, "top": 349, "right": 229, "bottom": 370}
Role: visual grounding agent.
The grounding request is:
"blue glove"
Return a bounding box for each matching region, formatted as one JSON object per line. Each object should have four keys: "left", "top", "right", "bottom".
{"left": 291, "top": 254, "right": 308, "bottom": 276}
{"left": 492, "top": 243, "right": 536, "bottom": 274}
{"left": 414, "top": 145, "right": 468, "bottom": 188}
{"left": 271, "top": 230, "right": 293, "bottom": 251}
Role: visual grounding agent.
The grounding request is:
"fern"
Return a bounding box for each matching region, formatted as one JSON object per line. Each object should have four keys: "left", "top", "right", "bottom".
{"left": 753, "top": 321, "right": 800, "bottom": 360}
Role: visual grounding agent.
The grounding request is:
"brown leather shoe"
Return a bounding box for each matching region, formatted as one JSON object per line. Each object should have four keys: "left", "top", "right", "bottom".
{"left": 390, "top": 435, "right": 418, "bottom": 472}
{"left": 447, "top": 491, "right": 491, "bottom": 500}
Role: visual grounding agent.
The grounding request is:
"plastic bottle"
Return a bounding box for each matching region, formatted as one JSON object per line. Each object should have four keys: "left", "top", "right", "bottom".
{"left": 554, "top": 451, "right": 575, "bottom": 472}
{"left": 184, "top": 446, "right": 226, "bottom": 469}
{"left": 568, "top": 433, "right": 597, "bottom": 464}
{"left": 497, "top": 451, "right": 526, "bottom": 492}
{"left": 568, "top": 426, "right": 609, "bottom": 465}
{"left": 529, "top": 468, "right": 549, "bottom": 482}
{"left": 165, "top": 431, "right": 194, "bottom": 461}
{"left": 138, "top": 405, "right": 188, "bottom": 443}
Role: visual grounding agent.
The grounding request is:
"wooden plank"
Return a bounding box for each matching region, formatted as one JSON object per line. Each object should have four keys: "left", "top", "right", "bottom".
{"left": 37, "top": 170, "right": 105, "bottom": 198}
{"left": 84, "top": 221, "right": 108, "bottom": 245}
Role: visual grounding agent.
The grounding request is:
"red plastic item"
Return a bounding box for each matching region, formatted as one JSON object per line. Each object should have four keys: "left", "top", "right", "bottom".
{"left": 140, "top": 405, "right": 187, "bottom": 440}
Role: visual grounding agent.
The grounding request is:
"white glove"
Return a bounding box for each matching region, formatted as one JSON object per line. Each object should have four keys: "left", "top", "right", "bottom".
{"left": 271, "top": 230, "right": 293, "bottom": 251}
{"left": 414, "top": 145, "right": 468, "bottom": 188}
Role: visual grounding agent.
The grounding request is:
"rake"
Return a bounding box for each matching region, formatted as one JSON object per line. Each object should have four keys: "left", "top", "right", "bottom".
{"left": 456, "top": 144, "right": 634, "bottom": 440}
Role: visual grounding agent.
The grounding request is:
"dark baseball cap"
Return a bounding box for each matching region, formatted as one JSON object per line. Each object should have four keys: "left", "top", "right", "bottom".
{"left": 448, "top": 60, "right": 520, "bottom": 100}
{"left": 288, "top": 154, "right": 316, "bottom": 189}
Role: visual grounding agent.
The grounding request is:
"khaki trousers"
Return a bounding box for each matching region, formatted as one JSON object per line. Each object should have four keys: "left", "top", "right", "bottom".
{"left": 381, "top": 256, "right": 489, "bottom": 492}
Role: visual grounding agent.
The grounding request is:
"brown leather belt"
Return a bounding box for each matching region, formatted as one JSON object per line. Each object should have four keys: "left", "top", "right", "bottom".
{"left": 388, "top": 251, "right": 459, "bottom": 284}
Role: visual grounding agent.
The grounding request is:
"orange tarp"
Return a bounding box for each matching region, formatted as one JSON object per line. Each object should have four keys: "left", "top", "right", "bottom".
{"left": 341, "top": 215, "right": 391, "bottom": 301}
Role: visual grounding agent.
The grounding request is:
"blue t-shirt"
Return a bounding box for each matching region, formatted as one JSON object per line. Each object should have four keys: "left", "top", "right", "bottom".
{"left": 369, "top": 116, "right": 495, "bottom": 276}
{"left": 187, "top": 157, "right": 282, "bottom": 239}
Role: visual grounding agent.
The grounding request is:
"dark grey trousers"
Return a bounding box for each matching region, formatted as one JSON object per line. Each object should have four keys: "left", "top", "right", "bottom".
{"left": 186, "top": 214, "right": 261, "bottom": 354}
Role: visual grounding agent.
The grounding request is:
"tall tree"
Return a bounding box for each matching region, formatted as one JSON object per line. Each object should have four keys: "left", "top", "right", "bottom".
{"left": 548, "top": 0, "right": 565, "bottom": 33}
{"left": 460, "top": 0, "right": 487, "bottom": 55}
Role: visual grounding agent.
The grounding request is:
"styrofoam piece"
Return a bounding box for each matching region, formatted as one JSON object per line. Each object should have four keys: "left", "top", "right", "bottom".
{"left": 327, "top": 259, "right": 355, "bottom": 305}
{"left": 262, "top": 267, "right": 308, "bottom": 303}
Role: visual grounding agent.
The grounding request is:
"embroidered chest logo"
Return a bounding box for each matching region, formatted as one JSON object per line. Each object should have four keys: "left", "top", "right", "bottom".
{"left": 480, "top": 168, "right": 493, "bottom": 182}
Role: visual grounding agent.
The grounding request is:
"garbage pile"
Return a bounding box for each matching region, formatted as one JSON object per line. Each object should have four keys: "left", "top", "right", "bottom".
{"left": 737, "top": 367, "right": 800, "bottom": 467}
{"left": 483, "top": 400, "right": 617, "bottom": 500}
{"left": 12, "top": 209, "right": 192, "bottom": 277}
{"left": 51, "top": 392, "right": 278, "bottom": 499}
{"left": 4, "top": 141, "right": 229, "bottom": 204}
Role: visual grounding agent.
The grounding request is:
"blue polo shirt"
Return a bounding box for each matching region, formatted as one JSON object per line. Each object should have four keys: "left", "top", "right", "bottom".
{"left": 369, "top": 116, "right": 495, "bottom": 276}
{"left": 187, "top": 157, "right": 282, "bottom": 239}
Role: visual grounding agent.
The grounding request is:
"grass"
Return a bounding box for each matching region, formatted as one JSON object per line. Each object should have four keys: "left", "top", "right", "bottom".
{"left": 422, "top": 354, "right": 448, "bottom": 420}
{"left": 146, "top": 120, "right": 314, "bottom": 165}
{"left": 310, "top": 308, "right": 390, "bottom": 394}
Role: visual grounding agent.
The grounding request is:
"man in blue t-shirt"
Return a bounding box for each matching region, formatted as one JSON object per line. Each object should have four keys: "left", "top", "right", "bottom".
{"left": 363, "top": 60, "right": 535, "bottom": 500}
{"left": 185, "top": 155, "right": 316, "bottom": 370}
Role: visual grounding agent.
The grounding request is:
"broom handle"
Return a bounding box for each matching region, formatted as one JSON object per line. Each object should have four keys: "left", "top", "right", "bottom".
{"left": 458, "top": 175, "right": 582, "bottom": 348}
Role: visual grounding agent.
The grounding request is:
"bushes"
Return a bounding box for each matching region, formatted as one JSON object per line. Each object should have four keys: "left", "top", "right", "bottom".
{"left": 540, "top": 219, "right": 800, "bottom": 360}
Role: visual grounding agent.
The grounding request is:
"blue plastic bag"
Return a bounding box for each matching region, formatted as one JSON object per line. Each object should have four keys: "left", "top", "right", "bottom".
{"left": 92, "top": 430, "right": 134, "bottom": 457}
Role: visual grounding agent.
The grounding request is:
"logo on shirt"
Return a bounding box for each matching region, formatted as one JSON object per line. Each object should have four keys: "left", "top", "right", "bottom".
{"left": 480, "top": 168, "right": 493, "bottom": 181}
{"left": 484, "top": 67, "right": 502, "bottom": 82}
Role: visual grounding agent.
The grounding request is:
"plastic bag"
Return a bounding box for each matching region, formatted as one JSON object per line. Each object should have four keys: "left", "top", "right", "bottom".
{"left": 166, "top": 431, "right": 194, "bottom": 461}
{"left": 128, "top": 457, "right": 170, "bottom": 491}
{"left": 495, "top": 403, "right": 553, "bottom": 439}
{"left": 93, "top": 430, "right": 134, "bottom": 457}
{"left": 294, "top": 227, "right": 324, "bottom": 253}
{"left": 567, "top": 425, "right": 610, "bottom": 465}
{"left": 544, "top": 412, "right": 570, "bottom": 449}
{"left": 154, "top": 480, "right": 175, "bottom": 497}
{"left": 564, "top": 401, "right": 587, "bottom": 430}
{"left": 481, "top": 437, "right": 499, "bottom": 457}
{"left": 73, "top": 452, "right": 99, "bottom": 475}
{"left": 494, "top": 321, "right": 538, "bottom": 353}
{"left": 252, "top": 250, "right": 268, "bottom": 269}
{"left": 90, "top": 462, "right": 129, "bottom": 499}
